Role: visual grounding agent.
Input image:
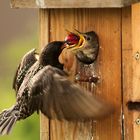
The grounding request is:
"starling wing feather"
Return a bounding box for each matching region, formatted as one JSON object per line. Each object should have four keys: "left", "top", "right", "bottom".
{"left": 29, "top": 65, "right": 113, "bottom": 121}
{"left": 13, "top": 49, "right": 38, "bottom": 92}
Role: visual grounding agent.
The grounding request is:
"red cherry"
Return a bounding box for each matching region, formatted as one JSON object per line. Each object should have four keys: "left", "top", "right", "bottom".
{"left": 65, "top": 33, "right": 79, "bottom": 45}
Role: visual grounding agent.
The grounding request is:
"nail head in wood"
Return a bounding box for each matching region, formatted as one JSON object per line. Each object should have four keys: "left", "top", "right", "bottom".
{"left": 135, "top": 117, "right": 140, "bottom": 125}
{"left": 134, "top": 51, "right": 140, "bottom": 60}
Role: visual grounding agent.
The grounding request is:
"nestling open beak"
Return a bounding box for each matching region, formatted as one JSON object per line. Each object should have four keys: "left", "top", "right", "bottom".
{"left": 65, "top": 29, "right": 86, "bottom": 52}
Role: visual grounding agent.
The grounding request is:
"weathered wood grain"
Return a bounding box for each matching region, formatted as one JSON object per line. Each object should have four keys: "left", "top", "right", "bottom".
{"left": 132, "top": 3, "right": 140, "bottom": 140}
{"left": 122, "top": 3, "right": 140, "bottom": 140}
{"left": 122, "top": 6, "right": 134, "bottom": 140}
{"left": 39, "top": 9, "right": 50, "bottom": 140}
{"left": 11, "top": 0, "right": 140, "bottom": 8}
{"left": 132, "top": 3, "right": 140, "bottom": 102}
{"left": 38, "top": 8, "right": 122, "bottom": 140}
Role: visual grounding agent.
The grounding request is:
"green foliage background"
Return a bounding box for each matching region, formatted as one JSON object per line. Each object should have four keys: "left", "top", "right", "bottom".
{"left": 0, "top": 32, "right": 40, "bottom": 140}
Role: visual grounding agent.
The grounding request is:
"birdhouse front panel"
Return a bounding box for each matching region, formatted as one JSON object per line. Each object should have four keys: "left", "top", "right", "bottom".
{"left": 39, "top": 8, "right": 122, "bottom": 140}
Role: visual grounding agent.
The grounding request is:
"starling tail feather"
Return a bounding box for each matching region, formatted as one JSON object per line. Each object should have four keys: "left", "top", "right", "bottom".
{"left": 0, "top": 106, "right": 20, "bottom": 135}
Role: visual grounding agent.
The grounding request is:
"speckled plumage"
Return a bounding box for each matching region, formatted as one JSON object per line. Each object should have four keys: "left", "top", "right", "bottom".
{"left": 13, "top": 49, "right": 38, "bottom": 93}
{"left": 0, "top": 41, "right": 65, "bottom": 135}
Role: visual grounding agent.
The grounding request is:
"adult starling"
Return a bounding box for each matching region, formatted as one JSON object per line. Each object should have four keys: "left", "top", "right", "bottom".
{"left": 0, "top": 41, "right": 112, "bottom": 135}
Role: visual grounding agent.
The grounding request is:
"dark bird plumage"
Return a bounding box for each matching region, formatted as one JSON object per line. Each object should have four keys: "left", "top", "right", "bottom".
{"left": 13, "top": 49, "right": 38, "bottom": 93}
{"left": 0, "top": 41, "right": 112, "bottom": 135}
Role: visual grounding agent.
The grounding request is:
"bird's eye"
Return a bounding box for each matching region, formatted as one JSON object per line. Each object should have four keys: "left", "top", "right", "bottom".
{"left": 84, "top": 35, "right": 90, "bottom": 41}
{"left": 86, "top": 37, "right": 90, "bottom": 41}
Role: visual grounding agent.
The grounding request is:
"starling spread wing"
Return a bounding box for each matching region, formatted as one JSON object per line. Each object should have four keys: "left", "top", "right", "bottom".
{"left": 13, "top": 49, "right": 38, "bottom": 92}
{"left": 29, "top": 65, "right": 113, "bottom": 121}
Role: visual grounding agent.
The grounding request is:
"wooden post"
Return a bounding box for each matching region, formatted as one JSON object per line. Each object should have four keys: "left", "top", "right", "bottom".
{"left": 121, "top": 4, "right": 140, "bottom": 140}
{"left": 132, "top": 3, "right": 140, "bottom": 140}
{"left": 39, "top": 9, "right": 50, "bottom": 140}
{"left": 122, "top": 6, "right": 134, "bottom": 140}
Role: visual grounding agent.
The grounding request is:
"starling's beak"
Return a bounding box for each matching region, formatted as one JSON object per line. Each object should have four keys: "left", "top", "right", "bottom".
{"left": 66, "top": 29, "right": 86, "bottom": 52}
{"left": 61, "top": 43, "right": 67, "bottom": 50}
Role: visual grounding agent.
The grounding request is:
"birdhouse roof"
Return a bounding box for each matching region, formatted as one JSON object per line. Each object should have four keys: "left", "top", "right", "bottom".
{"left": 11, "top": 0, "right": 140, "bottom": 8}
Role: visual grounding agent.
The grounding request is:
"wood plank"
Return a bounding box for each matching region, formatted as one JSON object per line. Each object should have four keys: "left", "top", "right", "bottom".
{"left": 132, "top": 3, "right": 140, "bottom": 140}
{"left": 49, "top": 9, "right": 92, "bottom": 140}
{"left": 46, "top": 8, "right": 122, "bottom": 140}
{"left": 122, "top": 6, "right": 134, "bottom": 140}
{"left": 132, "top": 3, "right": 140, "bottom": 101}
{"left": 39, "top": 9, "right": 50, "bottom": 140}
{"left": 122, "top": 3, "right": 140, "bottom": 140}
{"left": 11, "top": 0, "right": 140, "bottom": 8}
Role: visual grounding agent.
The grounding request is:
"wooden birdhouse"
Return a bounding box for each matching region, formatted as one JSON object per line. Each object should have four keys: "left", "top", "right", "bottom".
{"left": 10, "top": 0, "right": 140, "bottom": 140}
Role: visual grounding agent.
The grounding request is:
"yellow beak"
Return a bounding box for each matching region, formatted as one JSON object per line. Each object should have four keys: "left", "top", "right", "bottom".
{"left": 66, "top": 29, "right": 86, "bottom": 52}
